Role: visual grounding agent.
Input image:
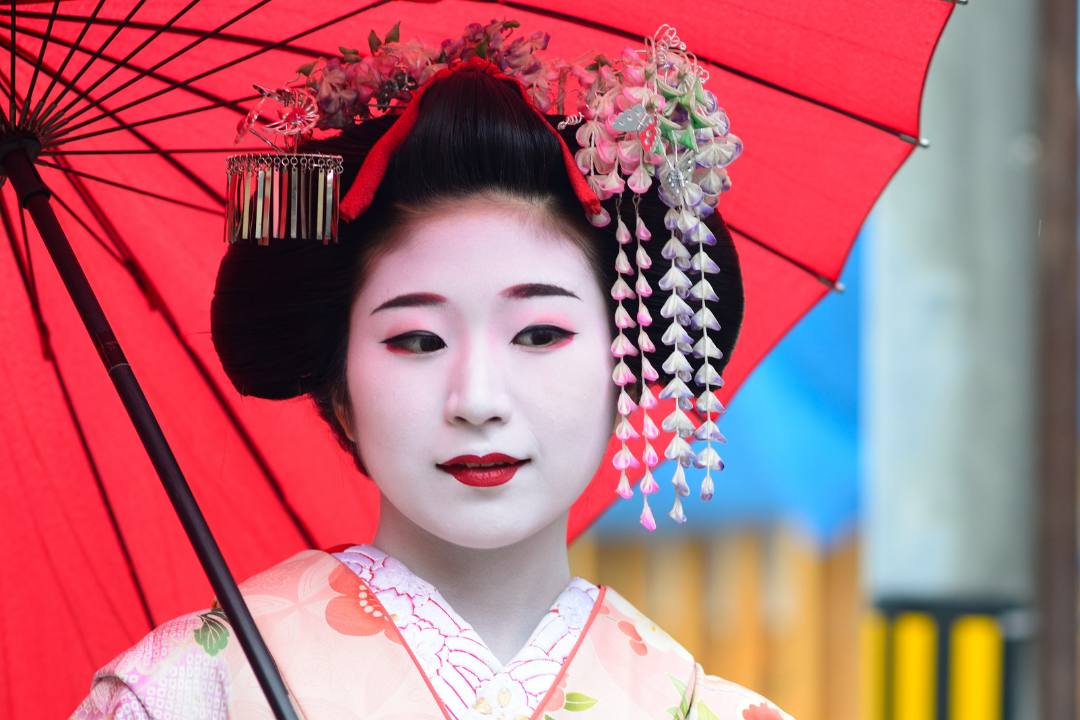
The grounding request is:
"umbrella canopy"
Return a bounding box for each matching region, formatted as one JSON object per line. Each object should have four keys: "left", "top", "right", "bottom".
{"left": 0, "top": 1, "right": 951, "bottom": 717}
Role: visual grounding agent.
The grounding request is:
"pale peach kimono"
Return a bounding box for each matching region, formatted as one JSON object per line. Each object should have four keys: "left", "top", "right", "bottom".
{"left": 73, "top": 547, "right": 791, "bottom": 720}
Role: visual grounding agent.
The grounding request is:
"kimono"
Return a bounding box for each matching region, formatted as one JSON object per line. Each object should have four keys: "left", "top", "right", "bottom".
{"left": 73, "top": 546, "right": 792, "bottom": 720}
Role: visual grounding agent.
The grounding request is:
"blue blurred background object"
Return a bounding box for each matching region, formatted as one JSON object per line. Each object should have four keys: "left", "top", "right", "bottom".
{"left": 594, "top": 228, "right": 865, "bottom": 546}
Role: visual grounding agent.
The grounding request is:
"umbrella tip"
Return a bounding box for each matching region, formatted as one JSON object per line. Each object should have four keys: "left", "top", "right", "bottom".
{"left": 815, "top": 274, "right": 845, "bottom": 293}
{"left": 899, "top": 133, "right": 932, "bottom": 149}
{"left": 919, "top": 137, "right": 931, "bottom": 148}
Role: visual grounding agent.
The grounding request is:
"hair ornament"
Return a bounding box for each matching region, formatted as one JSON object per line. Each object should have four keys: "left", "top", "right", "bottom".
{"left": 640, "top": 496, "right": 657, "bottom": 532}
{"left": 585, "top": 26, "right": 740, "bottom": 529}
{"left": 224, "top": 152, "right": 344, "bottom": 244}
{"left": 640, "top": 468, "right": 660, "bottom": 495}
{"left": 225, "top": 19, "right": 740, "bottom": 529}
{"left": 668, "top": 494, "right": 687, "bottom": 525}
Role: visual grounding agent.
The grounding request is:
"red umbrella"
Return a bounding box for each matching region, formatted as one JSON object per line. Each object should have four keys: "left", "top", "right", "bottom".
{"left": 0, "top": 2, "right": 951, "bottom": 717}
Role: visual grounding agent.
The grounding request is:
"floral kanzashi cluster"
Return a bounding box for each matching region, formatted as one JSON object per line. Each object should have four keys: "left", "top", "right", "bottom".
{"left": 310, "top": 19, "right": 559, "bottom": 127}
{"left": 592, "top": 26, "right": 741, "bottom": 530}
{"left": 237, "top": 20, "right": 561, "bottom": 146}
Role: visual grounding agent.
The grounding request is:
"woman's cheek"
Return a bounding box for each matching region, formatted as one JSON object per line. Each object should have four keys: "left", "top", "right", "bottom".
{"left": 561, "top": 333, "right": 616, "bottom": 402}
{"left": 352, "top": 344, "right": 448, "bottom": 434}
{"left": 532, "top": 349, "right": 613, "bottom": 444}
{"left": 349, "top": 348, "right": 407, "bottom": 438}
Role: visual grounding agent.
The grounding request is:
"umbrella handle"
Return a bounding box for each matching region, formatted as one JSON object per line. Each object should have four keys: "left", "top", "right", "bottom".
{"left": 0, "top": 145, "right": 302, "bottom": 720}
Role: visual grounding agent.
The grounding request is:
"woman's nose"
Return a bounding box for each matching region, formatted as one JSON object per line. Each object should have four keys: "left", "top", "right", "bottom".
{"left": 444, "top": 339, "right": 513, "bottom": 428}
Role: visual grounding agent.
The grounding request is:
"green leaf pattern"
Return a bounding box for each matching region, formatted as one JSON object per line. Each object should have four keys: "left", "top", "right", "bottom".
{"left": 545, "top": 674, "right": 697, "bottom": 717}
{"left": 665, "top": 673, "right": 692, "bottom": 720}
{"left": 564, "top": 692, "right": 599, "bottom": 712}
{"left": 697, "top": 701, "right": 721, "bottom": 720}
{"left": 193, "top": 608, "right": 230, "bottom": 657}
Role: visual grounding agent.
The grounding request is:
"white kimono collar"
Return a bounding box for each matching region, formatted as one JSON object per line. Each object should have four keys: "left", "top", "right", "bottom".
{"left": 333, "top": 545, "right": 600, "bottom": 720}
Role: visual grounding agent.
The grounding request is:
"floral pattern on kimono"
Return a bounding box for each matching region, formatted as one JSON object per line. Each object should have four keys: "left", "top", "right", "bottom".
{"left": 72, "top": 549, "right": 793, "bottom": 720}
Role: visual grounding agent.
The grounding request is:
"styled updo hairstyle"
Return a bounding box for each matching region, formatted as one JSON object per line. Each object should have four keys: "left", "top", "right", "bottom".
{"left": 212, "top": 68, "right": 744, "bottom": 459}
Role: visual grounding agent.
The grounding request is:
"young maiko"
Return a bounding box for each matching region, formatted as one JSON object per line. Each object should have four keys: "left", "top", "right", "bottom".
{"left": 74, "top": 25, "right": 786, "bottom": 720}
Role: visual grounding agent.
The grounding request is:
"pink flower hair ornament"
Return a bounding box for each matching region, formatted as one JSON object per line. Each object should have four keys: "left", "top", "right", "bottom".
{"left": 227, "top": 21, "right": 741, "bottom": 529}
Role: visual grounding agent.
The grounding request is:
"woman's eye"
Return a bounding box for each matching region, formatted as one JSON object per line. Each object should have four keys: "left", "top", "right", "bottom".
{"left": 382, "top": 331, "right": 447, "bottom": 355}
{"left": 512, "top": 325, "right": 576, "bottom": 349}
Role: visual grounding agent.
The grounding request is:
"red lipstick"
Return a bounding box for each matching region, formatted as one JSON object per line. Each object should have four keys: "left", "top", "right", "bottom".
{"left": 438, "top": 453, "right": 527, "bottom": 487}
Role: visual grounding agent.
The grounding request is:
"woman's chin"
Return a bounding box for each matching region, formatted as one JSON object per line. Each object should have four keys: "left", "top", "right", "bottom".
{"left": 433, "top": 505, "right": 565, "bottom": 549}
{"left": 382, "top": 495, "right": 566, "bottom": 550}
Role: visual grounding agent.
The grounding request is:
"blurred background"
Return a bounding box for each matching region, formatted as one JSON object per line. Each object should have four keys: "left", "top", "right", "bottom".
{"left": 568, "top": 1, "right": 1066, "bottom": 719}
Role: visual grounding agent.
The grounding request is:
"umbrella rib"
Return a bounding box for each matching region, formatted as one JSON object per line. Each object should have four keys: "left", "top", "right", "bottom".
{"left": 0, "top": 193, "right": 156, "bottom": 631}
{"left": 24, "top": 0, "right": 107, "bottom": 125}
{"left": 484, "top": 0, "right": 921, "bottom": 144}
{"left": 51, "top": 192, "right": 125, "bottom": 265}
{"left": 39, "top": 362, "right": 158, "bottom": 631}
{"left": 67, "top": 0, "right": 395, "bottom": 131}
{"left": 0, "top": 42, "right": 229, "bottom": 208}
{"left": 17, "top": 0, "right": 59, "bottom": 126}
{"left": 56, "top": 93, "right": 261, "bottom": 145}
{"left": 55, "top": 168, "right": 319, "bottom": 550}
{"left": 34, "top": 159, "right": 222, "bottom": 214}
{"left": 1, "top": 62, "right": 225, "bottom": 263}
{"left": 16, "top": 192, "right": 37, "bottom": 308}
{"left": 2, "top": 192, "right": 44, "bottom": 334}
{"left": 58, "top": 0, "right": 204, "bottom": 122}
{"left": 8, "top": 0, "right": 14, "bottom": 126}
{"left": 34, "top": 1, "right": 922, "bottom": 144}
{"left": 1, "top": 24, "right": 240, "bottom": 211}
{"left": 727, "top": 222, "right": 843, "bottom": 291}
{"left": 16, "top": 201, "right": 44, "bottom": 343}
{"left": 62, "top": 0, "right": 273, "bottom": 129}
{"left": 40, "top": 0, "right": 149, "bottom": 119}
{"left": 10, "top": 9, "right": 327, "bottom": 57}
{"left": 41, "top": 148, "right": 240, "bottom": 155}
{"left": 118, "top": 123, "right": 226, "bottom": 206}
{"left": 0, "top": 17, "right": 251, "bottom": 120}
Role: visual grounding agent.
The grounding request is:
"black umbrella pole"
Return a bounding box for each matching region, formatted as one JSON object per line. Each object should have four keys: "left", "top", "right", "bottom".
{"left": 0, "top": 146, "right": 300, "bottom": 720}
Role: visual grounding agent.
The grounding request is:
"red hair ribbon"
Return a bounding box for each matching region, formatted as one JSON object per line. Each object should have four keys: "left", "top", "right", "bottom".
{"left": 339, "top": 57, "right": 603, "bottom": 222}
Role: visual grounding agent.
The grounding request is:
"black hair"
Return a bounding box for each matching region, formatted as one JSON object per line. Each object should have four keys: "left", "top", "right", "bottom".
{"left": 211, "top": 68, "right": 744, "bottom": 456}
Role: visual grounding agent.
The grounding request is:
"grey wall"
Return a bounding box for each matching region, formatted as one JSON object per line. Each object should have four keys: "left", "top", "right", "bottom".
{"left": 862, "top": 0, "right": 1039, "bottom": 603}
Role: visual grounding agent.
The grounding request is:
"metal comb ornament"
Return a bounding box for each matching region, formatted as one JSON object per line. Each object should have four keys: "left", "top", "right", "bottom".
{"left": 225, "top": 153, "right": 343, "bottom": 245}
{"left": 225, "top": 85, "right": 344, "bottom": 245}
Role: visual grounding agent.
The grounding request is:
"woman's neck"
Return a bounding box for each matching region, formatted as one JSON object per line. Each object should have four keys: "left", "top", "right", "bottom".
{"left": 370, "top": 495, "right": 572, "bottom": 666}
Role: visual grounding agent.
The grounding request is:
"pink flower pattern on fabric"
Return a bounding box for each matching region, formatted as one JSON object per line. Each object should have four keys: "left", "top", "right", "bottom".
{"left": 333, "top": 545, "right": 599, "bottom": 720}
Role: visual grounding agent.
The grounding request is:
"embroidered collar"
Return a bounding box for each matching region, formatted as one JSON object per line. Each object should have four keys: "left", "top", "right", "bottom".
{"left": 333, "top": 545, "right": 599, "bottom": 720}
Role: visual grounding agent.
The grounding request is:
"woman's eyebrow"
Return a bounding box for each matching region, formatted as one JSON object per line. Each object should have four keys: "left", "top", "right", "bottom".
{"left": 502, "top": 283, "right": 580, "bottom": 300}
{"left": 371, "top": 292, "right": 447, "bottom": 314}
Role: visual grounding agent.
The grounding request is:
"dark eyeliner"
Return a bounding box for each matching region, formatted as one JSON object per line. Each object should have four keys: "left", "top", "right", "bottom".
{"left": 512, "top": 324, "right": 576, "bottom": 348}
{"left": 382, "top": 330, "right": 446, "bottom": 353}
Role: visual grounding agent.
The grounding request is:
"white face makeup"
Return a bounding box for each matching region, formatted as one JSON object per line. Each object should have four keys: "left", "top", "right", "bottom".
{"left": 344, "top": 198, "right": 615, "bottom": 549}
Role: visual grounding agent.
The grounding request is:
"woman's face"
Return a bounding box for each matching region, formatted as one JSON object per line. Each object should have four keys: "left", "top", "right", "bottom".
{"left": 344, "top": 198, "right": 615, "bottom": 549}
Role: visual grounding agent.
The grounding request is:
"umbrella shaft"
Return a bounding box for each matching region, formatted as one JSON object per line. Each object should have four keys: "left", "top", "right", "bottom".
{"left": 0, "top": 147, "right": 300, "bottom": 720}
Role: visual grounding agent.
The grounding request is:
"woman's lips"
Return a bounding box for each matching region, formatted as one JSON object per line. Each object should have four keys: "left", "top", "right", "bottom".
{"left": 437, "top": 453, "right": 528, "bottom": 487}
